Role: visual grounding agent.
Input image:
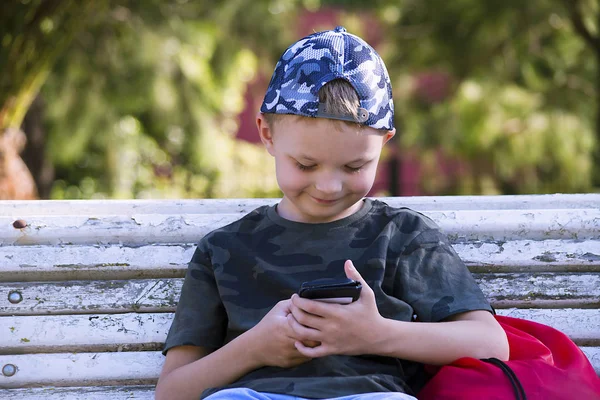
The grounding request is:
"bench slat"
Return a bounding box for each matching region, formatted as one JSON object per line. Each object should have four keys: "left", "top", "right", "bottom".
{"left": 2, "top": 273, "right": 599, "bottom": 316}
{"left": 1, "top": 309, "right": 598, "bottom": 355}
{"left": 0, "top": 313, "right": 172, "bottom": 354}
{"left": 1, "top": 239, "right": 598, "bottom": 283}
{"left": 1, "top": 194, "right": 598, "bottom": 216}
{"left": 1, "top": 348, "right": 598, "bottom": 389}
{"left": 0, "top": 352, "right": 161, "bottom": 388}
{"left": 0, "top": 214, "right": 230, "bottom": 246}
{"left": 0, "top": 198, "right": 278, "bottom": 216}
{"left": 0, "top": 385, "right": 155, "bottom": 400}
{"left": 0, "top": 245, "right": 194, "bottom": 282}
{"left": 455, "top": 239, "right": 600, "bottom": 273}
{"left": 0, "top": 279, "right": 183, "bottom": 315}
{"left": 0, "top": 193, "right": 600, "bottom": 218}
{"left": 2, "top": 209, "right": 599, "bottom": 246}
{"left": 477, "top": 272, "right": 600, "bottom": 308}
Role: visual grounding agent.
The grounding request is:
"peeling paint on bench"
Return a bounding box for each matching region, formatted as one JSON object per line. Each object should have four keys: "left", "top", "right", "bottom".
{"left": 2, "top": 273, "right": 598, "bottom": 316}
{"left": 0, "top": 385, "right": 155, "bottom": 400}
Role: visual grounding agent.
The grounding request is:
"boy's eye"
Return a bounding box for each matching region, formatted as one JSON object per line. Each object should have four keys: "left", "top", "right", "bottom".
{"left": 296, "top": 162, "right": 315, "bottom": 171}
{"left": 346, "top": 165, "right": 363, "bottom": 173}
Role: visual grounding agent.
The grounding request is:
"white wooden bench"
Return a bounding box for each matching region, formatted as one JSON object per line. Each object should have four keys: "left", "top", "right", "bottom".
{"left": 0, "top": 194, "right": 598, "bottom": 399}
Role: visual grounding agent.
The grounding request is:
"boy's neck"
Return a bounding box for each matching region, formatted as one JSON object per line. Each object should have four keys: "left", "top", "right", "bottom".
{"left": 276, "top": 197, "right": 366, "bottom": 224}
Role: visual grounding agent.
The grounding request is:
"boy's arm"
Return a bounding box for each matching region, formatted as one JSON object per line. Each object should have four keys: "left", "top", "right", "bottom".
{"left": 156, "top": 342, "right": 253, "bottom": 400}
{"left": 288, "top": 260, "right": 509, "bottom": 365}
{"left": 372, "top": 309, "right": 509, "bottom": 365}
{"left": 156, "top": 300, "right": 312, "bottom": 400}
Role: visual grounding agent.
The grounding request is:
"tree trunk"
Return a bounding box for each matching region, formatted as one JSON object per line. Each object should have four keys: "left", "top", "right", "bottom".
{"left": 21, "top": 95, "right": 54, "bottom": 199}
{"left": 0, "top": 127, "right": 38, "bottom": 199}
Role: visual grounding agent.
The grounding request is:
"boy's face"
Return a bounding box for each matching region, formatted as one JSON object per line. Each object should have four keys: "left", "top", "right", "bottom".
{"left": 257, "top": 114, "right": 395, "bottom": 223}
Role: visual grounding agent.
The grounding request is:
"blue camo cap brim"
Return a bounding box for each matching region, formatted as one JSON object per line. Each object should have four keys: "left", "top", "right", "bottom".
{"left": 260, "top": 26, "right": 395, "bottom": 130}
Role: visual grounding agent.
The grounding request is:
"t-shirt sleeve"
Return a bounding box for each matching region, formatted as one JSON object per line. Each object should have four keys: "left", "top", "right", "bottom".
{"left": 394, "top": 222, "right": 493, "bottom": 323}
{"left": 163, "top": 242, "right": 228, "bottom": 355}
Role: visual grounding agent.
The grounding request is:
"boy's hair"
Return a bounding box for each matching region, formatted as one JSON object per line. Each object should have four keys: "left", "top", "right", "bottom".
{"left": 264, "top": 78, "right": 360, "bottom": 130}
{"left": 260, "top": 26, "right": 394, "bottom": 131}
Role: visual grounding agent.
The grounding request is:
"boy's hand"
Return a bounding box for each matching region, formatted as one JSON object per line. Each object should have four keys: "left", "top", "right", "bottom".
{"left": 288, "top": 260, "right": 385, "bottom": 358}
{"left": 249, "top": 299, "right": 313, "bottom": 368}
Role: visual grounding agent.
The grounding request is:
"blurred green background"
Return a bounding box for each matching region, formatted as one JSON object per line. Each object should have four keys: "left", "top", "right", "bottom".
{"left": 1, "top": 0, "right": 598, "bottom": 200}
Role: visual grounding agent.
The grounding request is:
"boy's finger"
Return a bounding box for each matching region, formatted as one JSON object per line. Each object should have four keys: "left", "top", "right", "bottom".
{"left": 294, "top": 341, "right": 328, "bottom": 358}
{"left": 344, "top": 260, "right": 375, "bottom": 299}
{"left": 290, "top": 302, "right": 323, "bottom": 329}
{"left": 275, "top": 299, "right": 292, "bottom": 314}
{"left": 287, "top": 314, "right": 321, "bottom": 342}
{"left": 291, "top": 293, "right": 337, "bottom": 318}
{"left": 344, "top": 260, "right": 363, "bottom": 282}
{"left": 302, "top": 340, "right": 321, "bottom": 348}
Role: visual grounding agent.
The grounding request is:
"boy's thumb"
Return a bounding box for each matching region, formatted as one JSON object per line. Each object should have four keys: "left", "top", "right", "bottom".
{"left": 344, "top": 260, "right": 363, "bottom": 283}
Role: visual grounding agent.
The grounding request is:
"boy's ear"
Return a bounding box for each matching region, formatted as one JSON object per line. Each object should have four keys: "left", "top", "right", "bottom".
{"left": 256, "top": 112, "right": 275, "bottom": 156}
{"left": 382, "top": 128, "right": 396, "bottom": 145}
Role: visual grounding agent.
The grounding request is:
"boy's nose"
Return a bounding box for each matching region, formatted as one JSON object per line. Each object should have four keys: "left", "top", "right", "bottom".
{"left": 315, "top": 175, "right": 343, "bottom": 194}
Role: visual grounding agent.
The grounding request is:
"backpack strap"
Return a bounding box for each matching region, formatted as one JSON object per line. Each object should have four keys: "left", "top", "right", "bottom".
{"left": 483, "top": 358, "right": 527, "bottom": 400}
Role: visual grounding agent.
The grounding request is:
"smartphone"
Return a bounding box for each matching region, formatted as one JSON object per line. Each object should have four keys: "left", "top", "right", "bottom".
{"left": 298, "top": 278, "right": 362, "bottom": 304}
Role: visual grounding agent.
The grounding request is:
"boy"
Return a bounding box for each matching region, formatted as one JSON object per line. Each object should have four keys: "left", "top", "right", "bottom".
{"left": 156, "top": 26, "right": 508, "bottom": 400}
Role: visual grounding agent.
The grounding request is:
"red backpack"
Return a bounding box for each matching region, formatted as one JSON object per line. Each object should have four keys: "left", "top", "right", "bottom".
{"left": 418, "top": 315, "right": 600, "bottom": 400}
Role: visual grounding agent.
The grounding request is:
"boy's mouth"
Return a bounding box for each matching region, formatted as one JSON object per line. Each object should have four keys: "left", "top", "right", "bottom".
{"left": 310, "top": 196, "right": 340, "bottom": 204}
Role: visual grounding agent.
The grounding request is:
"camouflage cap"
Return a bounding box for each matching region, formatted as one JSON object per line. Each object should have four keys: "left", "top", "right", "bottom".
{"left": 260, "top": 26, "right": 395, "bottom": 130}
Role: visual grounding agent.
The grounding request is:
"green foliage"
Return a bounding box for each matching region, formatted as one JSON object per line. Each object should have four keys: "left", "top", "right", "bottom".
{"left": 44, "top": 0, "right": 291, "bottom": 199}
{"left": 0, "top": 0, "right": 103, "bottom": 129}
{"left": 404, "top": 81, "right": 594, "bottom": 194}
{"left": 375, "top": 0, "right": 598, "bottom": 194}
{"left": 8, "top": 0, "right": 600, "bottom": 198}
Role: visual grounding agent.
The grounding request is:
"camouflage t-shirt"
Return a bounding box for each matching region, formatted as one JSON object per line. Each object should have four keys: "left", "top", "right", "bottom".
{"left": 163, "top": 198, "right": 492, "bottom": 398}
